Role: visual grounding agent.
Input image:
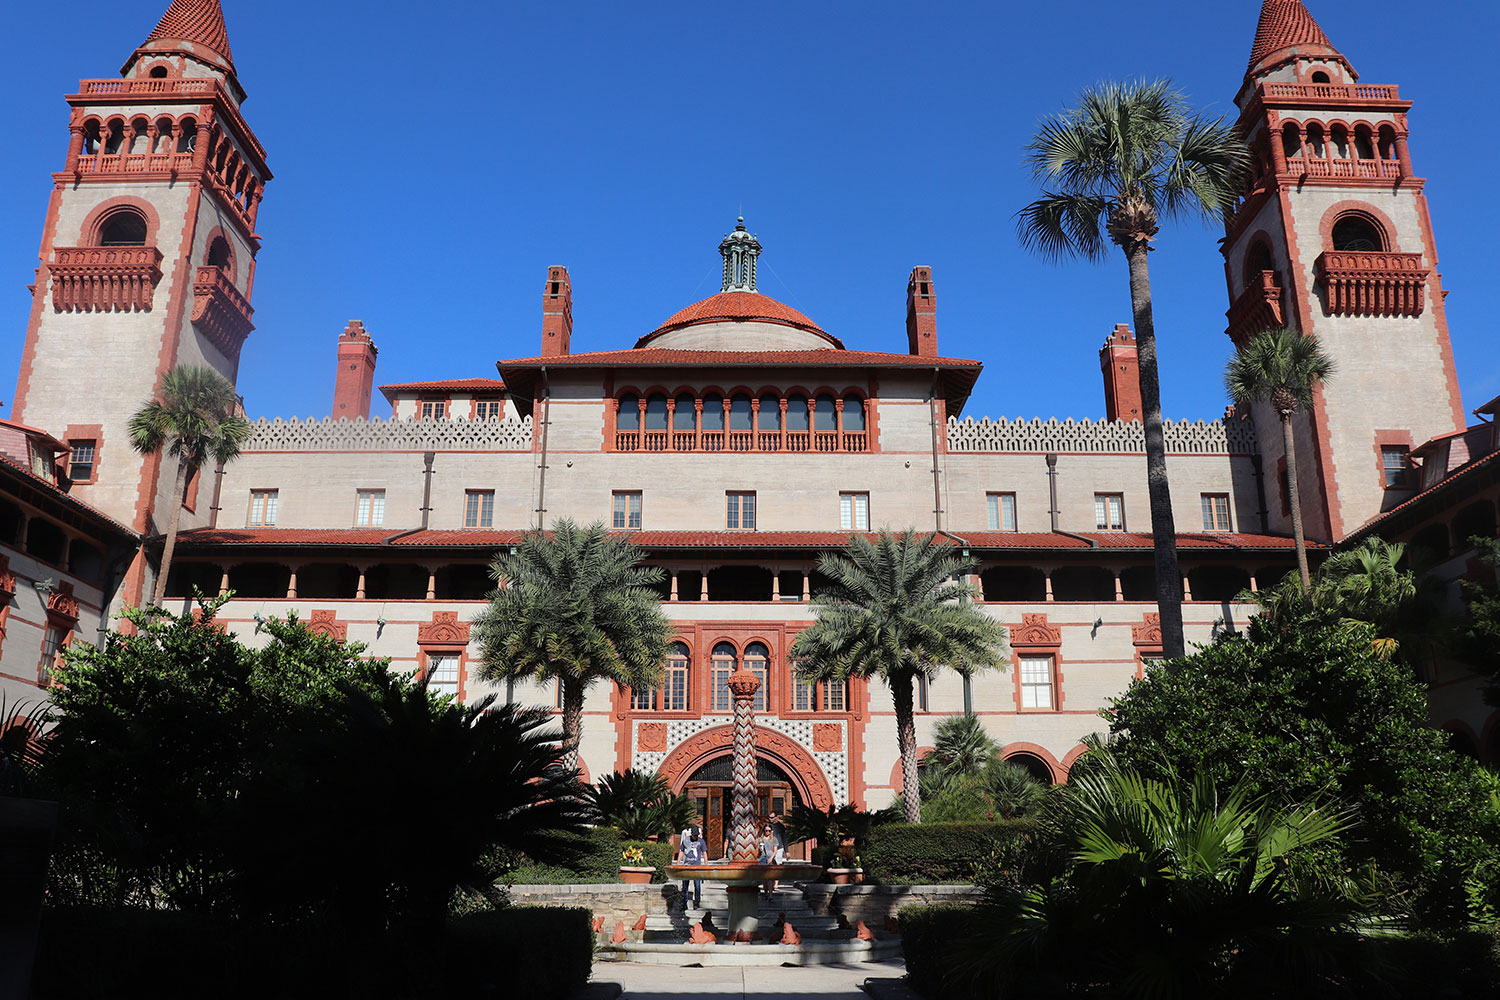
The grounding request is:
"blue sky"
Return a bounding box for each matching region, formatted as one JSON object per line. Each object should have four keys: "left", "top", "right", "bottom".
{"left": 2, "top": 0, "right": 1495, "bottom": 423}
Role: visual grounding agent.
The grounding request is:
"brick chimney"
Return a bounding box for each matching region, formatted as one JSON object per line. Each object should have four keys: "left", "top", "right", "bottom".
{"left": 541, "top": 266, "right": 573, "bottom": 357}
{"left": 1100, "top": 324, "right": 1142, "bottom": 422}
{"left": 905, "top": 266, "right": 937, "bottom": 357}
{"left": 333, "top": 320, "right": 378, "bottom": 419}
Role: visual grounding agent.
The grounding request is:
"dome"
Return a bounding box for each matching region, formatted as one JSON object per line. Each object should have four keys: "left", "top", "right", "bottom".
{"left": 635, "top": 291, "right": 844, "bottom": 352}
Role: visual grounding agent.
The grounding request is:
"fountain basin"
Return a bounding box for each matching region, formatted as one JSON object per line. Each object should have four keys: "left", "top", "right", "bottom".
{"left": 665, "top": 862, "right": 823, "bottom": 936}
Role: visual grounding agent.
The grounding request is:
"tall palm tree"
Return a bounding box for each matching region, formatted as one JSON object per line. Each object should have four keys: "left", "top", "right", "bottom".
{"left": 128, "top": 365, "right": 250, "bottom": 607}
{"left": 473, "top": 519, "right": 672, "bottom": 766}
{"left": 1225, "top": 326, "right": 1336, "bottom": 592}
{"left": 790, "top": 530, "right": 1009, "bottom": 823}
{"left": 1018, "top": 79, "right": 1249, "bottom": 659}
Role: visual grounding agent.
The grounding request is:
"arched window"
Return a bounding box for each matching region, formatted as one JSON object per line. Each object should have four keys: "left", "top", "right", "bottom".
{"left": 1378, "top": 124, "right": 1399, "bottom": 161}
{"left": 103, "top": 120, "right": 124, "bottom": 155}
{"left": 814, "top": 395, "right": 837, "bottom": 431}
{"left": 176, "top": 118, "right": 197, "bottom": 153}
{"left": 758, "top": 395, "right": 781, "bottom": 431}
{"left": 206, "top": 236, "right": 232, "bottom": 269}
{"left": 644, "top": 394, "right": 668, "bottom": 431}
{"left": 729, "top": 394, "right": 752, "bottom": 431}
{"left": 1281, "top": 121, "right": 1301, "bottom": 159}
{"left": 1330, "top": 124, "right": 1350, "bottom": 159}
{"left": 701, "top": 394, "right": 724, "bottom": 431}
{"left": 663, "top": 641, "right": 690, "bottom": 711}
{"left": 129, "top": 117, "right": 149, "bottom": 154}
{"left": 785, "top": 395, "right": 809, "bottom": 432}
{"left": 673, "top": 394, "right": 696, "bottom": 430}
{"left": 98, "top": 209, "right": 148, "bottom": 247}
{"left": 616, "top": 394, "right": 640, "bottom": 431}
{"left": 1331, "top": 215, "right": 1383, "bottom": 252}
{"left": 711, "top": 641, "right": 737, "bottom": 712}
{"left": 149, "top": 65, "right": 168, "bottom": 78}
{"left": 1353, "top": 125, "right": 1375, "bottom": 160}
{"left": 744, "top": 641, "right": 770, "bottom": 711}
{"left": 82, "top": 121, "right": 101, "bottom": 155}
{"left": 1306, "top": 122, "right": 1326, "bottom": 158}
{"left": 1311, "top": 70, "right": 1331, "bottom": 84}
{"left": 842, "top": 396, "right": 866, "bottom": 431}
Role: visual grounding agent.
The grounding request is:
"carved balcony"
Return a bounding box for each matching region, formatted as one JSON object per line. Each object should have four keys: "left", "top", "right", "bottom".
{"left": 74, "top": 152, "right": 195, "bottom": 175}
{"left": 1315, "top": 251, "right": 1428, "bottom": 318}
{"left": 49, "top": 246, "right": 162, "bottom": 312}
{"left": 1225, "top": 270, "right": 1286, "bottom": 346}
{"left": 1284, "top": 155, "right": 1402, "bottom": 180}
{"left": 1260, "top": 82, "right": 1401, "bottom": 102}
{"left": 191, "top": 265, "right": 255, "bottom": 360}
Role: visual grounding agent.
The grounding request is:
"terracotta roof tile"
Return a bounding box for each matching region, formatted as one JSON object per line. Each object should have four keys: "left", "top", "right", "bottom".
{"left": 1247, "top": 0, "right": 1339, "bottom": 75}
{"left": 643, "top": 291, "right": 832, "bottom": 342}
{"left": 1345, "top": 449, "right": 1500, "bottom": 541}
{"left": 142, "top": 0, "right": 235, "bottom": 69}
{"left": 499, "top": 347, "right": 981, "bottom": 369}
{"left": 0, "top": 456, "right": 137, "bottom": 538}
{"left": 378, "top": 378, "right": 506, "bottom": 403}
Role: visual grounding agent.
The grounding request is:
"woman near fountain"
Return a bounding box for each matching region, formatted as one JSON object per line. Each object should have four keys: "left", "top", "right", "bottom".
{"left": 677, "top": 820, "right": 708, "bottom": 909}
{"left": 757, "top": 824, "right": 785, "bottom": 898}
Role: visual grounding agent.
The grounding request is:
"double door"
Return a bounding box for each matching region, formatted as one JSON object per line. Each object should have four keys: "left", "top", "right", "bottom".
{"left": 685, "top": 783, "right": 794, "bottom": 860}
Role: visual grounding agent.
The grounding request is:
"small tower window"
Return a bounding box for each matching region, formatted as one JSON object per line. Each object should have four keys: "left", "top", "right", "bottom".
{"left": 206, "top": 236, "right": 232, "bottom": 268}
{"left": 99, "top": 210, "right": 148, "bottom": 247}
{"left": 1331, "top": 216, "right": 1383, "bottom": 253}
{"left": 1311, "top": 70, "right": 1331, "bottom": 83}
{"left": 1281, "top": 122, "right": 1302, "bottom": 159}
{"left": 149, "top": 65, "right": 168, "bottom": 78}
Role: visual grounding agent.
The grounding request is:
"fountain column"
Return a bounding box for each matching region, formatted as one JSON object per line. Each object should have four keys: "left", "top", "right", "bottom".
{"left": 724, "top": 665, "right": 763, "bottom": 935}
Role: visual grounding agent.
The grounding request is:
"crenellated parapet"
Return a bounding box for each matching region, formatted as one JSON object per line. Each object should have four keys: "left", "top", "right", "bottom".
{"left": 947, "top": 416, "right": 1258, "bottom": 455}
{"left": 243, "top": 414, "right": 532, "bottom": 453}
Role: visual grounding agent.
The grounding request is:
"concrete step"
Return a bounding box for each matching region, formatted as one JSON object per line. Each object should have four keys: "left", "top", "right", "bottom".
{"left": 645, "top": 914, "right": 837, "bottom": 932}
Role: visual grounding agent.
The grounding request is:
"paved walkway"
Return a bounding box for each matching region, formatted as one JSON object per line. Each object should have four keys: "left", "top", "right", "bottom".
{"left": 592, "top": 958, "right": 910, "bottom": 999}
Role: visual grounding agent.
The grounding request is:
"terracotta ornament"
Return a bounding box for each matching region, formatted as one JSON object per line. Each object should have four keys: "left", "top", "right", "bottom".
{"left": 611, "top": 920, "right": 627, "bottom": 944}
{"left": 856, "top": 919, "right": 875, "bottom": 941}
{"left": 779, "top": 921, "right": 802, "bottom": 945}
{"left": 632, "top": 913, "right": 648, "bottom": 931}
{"left": 592, "top": 915, "right": 605, "bottom": 933}
{"left": 689, "top": 922, "right": 717, "bottom": 944}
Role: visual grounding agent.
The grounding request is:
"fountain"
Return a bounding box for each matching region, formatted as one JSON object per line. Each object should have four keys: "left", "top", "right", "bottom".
{"left": 663, "top": 664, "right": 819, "bottom": 939}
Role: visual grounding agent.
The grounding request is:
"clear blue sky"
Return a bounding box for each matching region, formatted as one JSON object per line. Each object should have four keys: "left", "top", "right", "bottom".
{"left": 2, "top": 0, "right": 1495, "bottom": 423}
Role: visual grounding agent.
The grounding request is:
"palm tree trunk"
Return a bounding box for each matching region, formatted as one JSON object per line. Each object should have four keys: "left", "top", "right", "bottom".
{"left": 561, "top": 676, "right": 585, "bottom": 772}
{"left": 1125, "top": 243, "right": 1186, "bottom": 659}
{"left": 1281, "top": 413, "right": 1312, "bottom": 593}
{"left": 891, "top": 672, "right": 921, "bottom": 824}
{"left": 149, "top": 456, "right": 191, "bottom": 608}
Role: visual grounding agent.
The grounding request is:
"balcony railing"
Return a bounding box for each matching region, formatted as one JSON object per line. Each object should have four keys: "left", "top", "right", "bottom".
{"left": 1261, "top": 82, "right": 1401, "bottom": 101}
{"left": 191, "top": 265, "right": 256, "bottom": 359}
{"left": 1225, "top": 270, "right": 1286, "bottom": 345}
{"left": 78, "top": 78, "right": 219, "bottom": 97}
{"left": 1315, "top": 251, "right": 1428, "bottom": 317}
{"left": 49, "top": 246, "right": 163, "bottom": 312}
{"left": 1284, "top": 155, "right": 1401, "bottom": 180}
{"left": 614, "top": 427, "right": 869, "bottom": 453}
{"left": 74, "top": 151, "right": 195, "bottom": 175}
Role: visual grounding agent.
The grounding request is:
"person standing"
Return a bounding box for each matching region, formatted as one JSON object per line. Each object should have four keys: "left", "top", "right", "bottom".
{"left": 758, "top": 823, "right": 785, "bottom": 899}
{"left": 768, "top": 811, "right": 789, "bottom": 892}
{"left": 677, "top": 819, "right": 708, "bottom": 909}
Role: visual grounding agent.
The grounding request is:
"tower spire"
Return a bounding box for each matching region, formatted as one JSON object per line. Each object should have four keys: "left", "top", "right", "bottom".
{"left": 719, "top": 217, "right": 761, "bottom": 293}
{"left": 1245, "top": 0, "right": 1351, "bottom": 81}
{"left": 124, "top": 0, "right": 240, "bottom": 94}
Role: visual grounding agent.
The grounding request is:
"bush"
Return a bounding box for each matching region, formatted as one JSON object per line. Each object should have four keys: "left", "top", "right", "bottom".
{"left": 898, "top": 903, "right": 979, "bottom": 998}
{"left": 863, "top": 821, "right": 1037, "bottom": 884}
{"left": 506, "top": 827, "right": 674, "bottom": 883}
{"left": 32, "top": 904, "right": 594, "bottom": 1000}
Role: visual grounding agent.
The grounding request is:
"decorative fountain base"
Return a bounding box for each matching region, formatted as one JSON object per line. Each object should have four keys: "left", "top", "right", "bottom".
{"left": 665, "top": 861, "right": 818, "bottom": 938}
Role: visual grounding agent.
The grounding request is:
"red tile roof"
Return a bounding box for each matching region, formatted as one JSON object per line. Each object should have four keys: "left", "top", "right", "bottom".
{"left": 1344, "top": 449, "right": 1500, "bottom": 542}
{"left": 378, "top": 378, "right": 506, "bottom": 403}
{"left": 142, "top": 0, "right": 235, "bottom": 69}
{"left": 174, "top": 527, "right": 1318, "bottom": 553}
{"left": 501, "top": 347, "right": 980, "bottom": 369}
{"left": 638, "top": 291, "right": 838, "bottom": 348}
{"left": 0, "top": 455, "right": 137, "bottom": 538}
{"left": 1246, "top": 0, "right": 1340, "bottom": 75}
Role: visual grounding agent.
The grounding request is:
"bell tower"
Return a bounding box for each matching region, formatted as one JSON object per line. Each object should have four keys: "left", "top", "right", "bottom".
{"left": 11, "top": 0, "right": 269, "bottom": 598}
{"left": 1222, "top": 0, "right": 1464, "bottom": 540}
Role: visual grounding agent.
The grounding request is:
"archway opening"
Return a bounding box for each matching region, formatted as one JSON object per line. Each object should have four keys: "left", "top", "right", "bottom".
{"left": 1003, "top": 751, "right": 1055, "bottom": 786}
{"left": 683, "top": 754, "right": 804, "bottom": 860}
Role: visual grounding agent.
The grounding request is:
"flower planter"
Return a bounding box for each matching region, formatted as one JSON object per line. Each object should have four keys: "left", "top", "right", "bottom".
{"left": 618, "top": 866, "right": 657, "bottom": 884}
{"left": 826, "top": 867, "right": 858, "bottom": 885}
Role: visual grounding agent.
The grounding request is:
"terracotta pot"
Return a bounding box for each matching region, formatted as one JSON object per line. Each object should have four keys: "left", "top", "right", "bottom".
{"left": 853, "top": 870, "right": 865, "bottom": 884}
{"left": 827, "top": 867, "right": 853, "bottom": 885}
{"left": 618, "top": 866, "right": 656, "bottom": 885}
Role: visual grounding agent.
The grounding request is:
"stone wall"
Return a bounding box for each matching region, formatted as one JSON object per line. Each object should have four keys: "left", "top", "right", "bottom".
{"left": 802, "top": 884, "right": 982, "bottom": 923}
{"left": 508, "top": 882, "right": 678, "bottom": 927}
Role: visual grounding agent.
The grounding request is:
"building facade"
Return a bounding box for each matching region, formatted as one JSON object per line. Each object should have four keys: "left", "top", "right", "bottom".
{"left": 3, "top": 0, "right": 1495, "bottom": 832}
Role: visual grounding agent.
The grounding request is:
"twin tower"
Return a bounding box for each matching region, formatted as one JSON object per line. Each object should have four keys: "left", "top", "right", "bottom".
{"left": 9, "top": 0, "right": 1467, "bottom": 608}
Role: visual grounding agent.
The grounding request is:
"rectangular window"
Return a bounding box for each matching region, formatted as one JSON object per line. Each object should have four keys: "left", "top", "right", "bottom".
{"left": 711, "top": 654, "right": 735, "bottom": 712}
{"left": 355, "top": 489, "right": 386, "bottom": 526}
{"left": 726, "top": 491, "right": 756, "bottom": 530}
{"left": 663, "top": 650, "right": 690, "bottom": 711}
{"left": 1094, "top": 493, "right": 1124, "bottom": 531}
{"left": 631, "top": 684, "right": 659, "bottom": 711}
{"left": 839, "top": 492, "right": 870, "bottom": 531}
{"left": 793, "top": 673, "right": 817, "bottom": 712}
{"left": 419, "top": 399, "right": 448, "bottom": 420}
{"left": 39, "top": 624, "right": 67, "bottom": 679}
{"left": 822, "top": 678, "right": 848, "bottom": 712}
{"left": 248, "top": 489, "right": 278, "bottom": 526}
{"left": 987, "top": 492, "right": 1017, "bottom": 531}
{"left": 68, "top": 440, "right": 96, "bottom": 482}
{"left": 474, "top": 399, "right": 504, "bottom": 419}
{"left": 1382, "top": 446, "right": 1411, "bottom": 488}
{"left": 1020, "top": 655, "right": 1054, "bottom": 709}
{"left": 612, "top": 491, "right": 642, "bottom": 529}
{"left": 1200, "top": 493, "right": 1231, "bottom": 532}
{"left": 464, "top": 490, "right": 495, "bottom": 528}
{"left": 425, "top": 653, "right": 460, "bottom": 699}
{"left": 916, "top": 673, "right": 929, "bottom": 712}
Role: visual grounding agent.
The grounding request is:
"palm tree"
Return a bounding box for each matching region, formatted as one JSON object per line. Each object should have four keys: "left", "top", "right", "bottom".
{"left": 127, "top": 365, "right": 250, "bottom": 608}
{"left": 473, "top": 519, "right": 673, "bottom": 766}
{"left": 927, "top": 713, "right": 1000, "bottom": 779}
{"left": 1225, "top": 326, "right": 1336, "bottom": 592}
{"left": 790, "top": 530, "right": 1009, "bottom": 823}
{"left": 1018, "top": 79, "right": 1249, "bottom": 659}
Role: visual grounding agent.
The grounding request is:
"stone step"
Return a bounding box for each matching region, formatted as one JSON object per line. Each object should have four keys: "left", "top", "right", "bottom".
{"left": 641, "top": 926, "right": 865, "bottom": 944}
{"left": 645, "top": 914, "right": 837, "bottom": 932}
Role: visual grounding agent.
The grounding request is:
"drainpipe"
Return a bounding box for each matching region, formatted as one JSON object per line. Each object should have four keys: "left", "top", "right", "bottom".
{"left": 535, "top": 365, "right": 551, "bottom": 530}
{"left": 928, "top": 368, "right": 944, "bottom": 532}
{"left": 207, "top": 460, "right": 226, "bottom": 528}
{"left": 382, "top": 450, "right": 435, "bottom": 546}
{"left": 1046, "top": 453, "right": 1099, "bottom": 549}
{"left": 1250, "top": 454, "right": 1269, "bottom": 534}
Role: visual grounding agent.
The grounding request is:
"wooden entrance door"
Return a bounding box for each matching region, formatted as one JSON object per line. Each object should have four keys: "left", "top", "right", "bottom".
{"left": 684, "top": 782, "right": 796, "bottom": 859}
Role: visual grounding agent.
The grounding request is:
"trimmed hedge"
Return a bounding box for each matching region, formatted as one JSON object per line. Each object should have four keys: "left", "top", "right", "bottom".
{"left": 863, "top": 820, "right": 1036, "bottom": 884}
{"left": 898, "top": 903, "right": 979, "bottom": 998}
{"left": 31, "top": 904, "right": 593, "bottom": 1000}
{"left": 506, "top": 827, "right": 675, "bottom": 883}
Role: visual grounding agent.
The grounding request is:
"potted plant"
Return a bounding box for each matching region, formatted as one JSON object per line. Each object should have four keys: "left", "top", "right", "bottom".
{"left": 825, "top": 845, "right": 862, "bottom": 885}
{"left": 618, "top": 844, "right": 656, "bottom": 884}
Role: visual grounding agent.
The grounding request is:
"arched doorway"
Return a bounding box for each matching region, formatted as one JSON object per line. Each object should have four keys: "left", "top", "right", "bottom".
{"left": 682, "top": 755, "right": 802, "bottom": 859}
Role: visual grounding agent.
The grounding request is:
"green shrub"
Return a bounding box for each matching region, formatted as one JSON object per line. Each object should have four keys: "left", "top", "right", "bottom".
{"left": 1365, "top": 925, "right": 1500, "bottom": 999}
{"left": 444, "top": 906, "right": 593, "bottom": 1000}
{"left": 863, "top": 821, "right": 1037, "bottom": 884}
{"left": 898, "top": 903, "right": 979, "bottom": 998}
{"left": 505, "top": 827, "right": 674, "bottom": 883}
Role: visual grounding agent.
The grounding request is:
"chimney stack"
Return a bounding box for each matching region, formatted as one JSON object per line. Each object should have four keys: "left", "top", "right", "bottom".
{"left": 905, "top": 266, "right": 937, "bottom": 357}
{"left": 333, "top": 320, "right": 378, "bottom": 419}
{"left": 1100, "top": 324, "right": 1141, "bottom": 422}
{"left": 541, "top": 266, "right": 573, "bottom": 357}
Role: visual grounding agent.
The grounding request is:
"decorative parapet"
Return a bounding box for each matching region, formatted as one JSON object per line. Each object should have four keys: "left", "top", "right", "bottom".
{"left": 1260, "top": 82, "right": 1401, "bottom": 102}
{"left": 947, "top": 416, "right": 1257, "bottom": 455}
{"left": 242, "top": 414, "right": 532, "bottom": 453}
{"left": 49, "top": 246, "right": 162, "bottom": 312}
{"left": 1314, "top": 250, "right": 1427, "bottom": 317}
{"left": 1225, "top": 270, "right": 1286, "bottom": 346}
{"left": 191, "top": 265, "right": 254, "bottom": 360}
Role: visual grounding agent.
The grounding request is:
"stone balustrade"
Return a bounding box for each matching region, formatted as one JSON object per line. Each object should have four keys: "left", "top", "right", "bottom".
{"left": 947, "top": 416, "right": 1257, "bottom": 455}
{"left": 242, "top": 414, "right": 533, "bottom": 452}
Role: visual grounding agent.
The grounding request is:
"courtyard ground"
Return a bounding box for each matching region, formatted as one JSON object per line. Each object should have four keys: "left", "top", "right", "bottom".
{"left": 587, "top": 958, "right": 913, "bottom": 999}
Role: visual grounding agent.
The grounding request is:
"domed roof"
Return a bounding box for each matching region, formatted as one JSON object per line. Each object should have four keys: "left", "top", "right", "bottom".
{"left": 635, "top": 291, "right": 843, "bottom": 351}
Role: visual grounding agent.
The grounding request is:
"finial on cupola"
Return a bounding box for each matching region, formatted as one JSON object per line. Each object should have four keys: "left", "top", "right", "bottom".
{"left": 719, "top": 216, "right": 762, "bottom": 292}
